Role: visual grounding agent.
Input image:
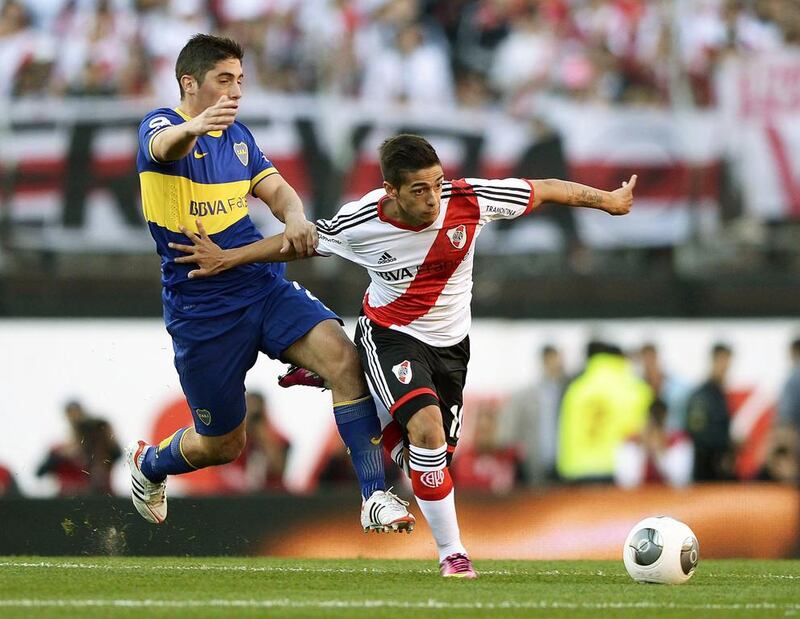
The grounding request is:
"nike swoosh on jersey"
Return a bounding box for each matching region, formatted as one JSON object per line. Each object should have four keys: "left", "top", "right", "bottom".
{"left": 370, "top": 435, "right": 383, "bottom": 445}
{"left": 193, "top": 150, "right": 208, "bottom": 159}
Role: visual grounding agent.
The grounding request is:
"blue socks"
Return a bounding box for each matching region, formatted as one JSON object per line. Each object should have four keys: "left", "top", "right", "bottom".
{"left": 333, "top": 396, "right": 386, "bottom": 499}
{"left": 140, "top": 427, "right": 196, "bottom": 482}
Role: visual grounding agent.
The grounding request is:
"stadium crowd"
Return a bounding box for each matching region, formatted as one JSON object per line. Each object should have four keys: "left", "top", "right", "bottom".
{"left": 5, "top": 334, "right": 797, "bottom": 499}
{"left": 3, "top": 0, "right": 799, "bottom": 108}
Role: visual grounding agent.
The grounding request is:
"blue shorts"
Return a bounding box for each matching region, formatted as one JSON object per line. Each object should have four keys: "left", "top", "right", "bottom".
{"left": 165, "top": 278, "right": 339, "bottom": 436}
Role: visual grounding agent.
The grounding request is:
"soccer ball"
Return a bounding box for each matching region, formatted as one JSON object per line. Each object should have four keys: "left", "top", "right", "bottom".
{"left": 623, "top": 516, "right": 699, "bottom": 584}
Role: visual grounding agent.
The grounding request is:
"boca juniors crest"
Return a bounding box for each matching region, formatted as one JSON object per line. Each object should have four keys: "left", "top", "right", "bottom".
{"left": 392, "top": 360, "right": 413, "bottom": 384}
{"left": 446, "top": 224, "right": 467, "bottom": 250}
{"left": 233, "top": 142, "right": 249, "bottom": 166}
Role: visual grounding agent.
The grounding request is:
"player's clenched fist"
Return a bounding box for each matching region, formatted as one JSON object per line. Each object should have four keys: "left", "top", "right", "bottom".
{"left": 187, "top": 95, "right": 238, "bottom": 135}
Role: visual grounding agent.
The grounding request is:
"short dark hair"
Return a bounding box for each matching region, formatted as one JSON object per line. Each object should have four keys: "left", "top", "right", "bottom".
{"left": 175, "top": 34, "right": 244, "bottom": 99}
{"left": 712, "top": 342, "right": 732, "bottom": 357}
{"left": 379, "top": 134, "right": 441, "bottom": 188}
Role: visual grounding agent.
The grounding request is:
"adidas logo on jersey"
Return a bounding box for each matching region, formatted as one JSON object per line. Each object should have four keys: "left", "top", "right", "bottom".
{"left": 377, "top": 252, "right": 397, "bottom": 264}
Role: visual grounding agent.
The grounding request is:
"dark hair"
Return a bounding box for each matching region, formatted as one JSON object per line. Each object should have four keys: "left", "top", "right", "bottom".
{"left": 379, "top": 134, "right": 441, "bottom": 188}
{"left": 712, "top": 342, "right": 732, "bottom": 357}
{"left": 175, "top": 34, "right": 244, "bottom": 99}
{"left": 541, "top": 344, "right": 557, "bottom": 358}
{"left": 649, "top": 398, "right": 668, "bottom": 426}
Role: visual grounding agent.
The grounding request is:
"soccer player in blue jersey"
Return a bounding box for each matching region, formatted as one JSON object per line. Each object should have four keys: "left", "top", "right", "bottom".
{"left": 128, "top": 34, "right": 413, "bottom": 533}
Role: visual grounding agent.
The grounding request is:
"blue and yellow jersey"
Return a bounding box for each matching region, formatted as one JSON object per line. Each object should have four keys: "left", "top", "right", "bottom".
{"left": 137, "top": 107, "right": 285, "bottom": 319}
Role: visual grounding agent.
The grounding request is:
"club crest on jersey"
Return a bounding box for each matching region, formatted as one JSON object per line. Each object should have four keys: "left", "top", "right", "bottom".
{"left": 233, "top": 142, "right": 248, "bottom": 166}
{"left": 446, "top": 225, "right": 467, "bottom": 249}
{"left": 392, "top": 360, "right": 413, "bottom": 384}
{"left": 420, "top": 470, "right": 445, "bottom": 488}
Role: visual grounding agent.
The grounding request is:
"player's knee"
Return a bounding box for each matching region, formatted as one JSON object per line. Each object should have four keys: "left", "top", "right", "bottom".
{"left": 322, "top": 340, "right": 364, "bottom": 390}
{"left": 407, "top": 406, "right": 445, "bottom": 448}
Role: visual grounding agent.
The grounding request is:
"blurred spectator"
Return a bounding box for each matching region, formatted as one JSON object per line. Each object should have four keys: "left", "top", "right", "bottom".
{"left": 36, "top": 399, "right": 122, "bottom": 495}
{"left": 614, "top": 398, "right": 694, "bottom": 488}
{"left": 451, "top": 399, "right": 518, "bottom": 494}
{"left": 778, "top": 336, "right": 800, "bottom": 434}
{"left": 0, "top": 462, "right": 20, "bottom": 497}
{"left": 52, "top": 0, "right": 140, "bottom": 97}
{"left": 359, "top": 19, "right": 455, "bottom": 107}
{"left": 223, "top": 391, "right": 290, "bottom": 492}
{"left": 509, "top": 118, "right": 580, "bottom": 253}
{"left": 0, "top": 0, "right": 37, "bottom": 99}
{"left": 557, "top": 340, "right": 652, "bottom": 482}
{"left": 761, "top": 336, "right": 800, "bottom": 483}
{"left": 489, "top": 5, "right": 556, "bottom": 106}
{"left": 638, "top": 342, "right": 691, "bottom": 431}
{"left": 685, "top": 342, "right": 736, "bottom": 481}
{"left": 1, "top": 0, "right": 798, "bottom": 107}
{"left": 496, "top": 344, "right": 567, "bottom": 485}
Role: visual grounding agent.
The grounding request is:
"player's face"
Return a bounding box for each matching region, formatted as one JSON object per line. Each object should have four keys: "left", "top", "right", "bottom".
{"left": 186, "top": 58, "right": 243, "bottom": 114}
{"left": 391, "top": 165, "right": 444, "bottom": 227}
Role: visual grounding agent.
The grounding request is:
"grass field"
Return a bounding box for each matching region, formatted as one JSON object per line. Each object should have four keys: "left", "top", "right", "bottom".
{"left": 1, "top": 557, "right": 799, "bottom": 618}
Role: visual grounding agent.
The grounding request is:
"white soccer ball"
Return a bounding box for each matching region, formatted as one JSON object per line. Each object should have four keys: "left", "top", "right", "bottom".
{"left": 623, "top": 516, "right": 699, "bottom": 585}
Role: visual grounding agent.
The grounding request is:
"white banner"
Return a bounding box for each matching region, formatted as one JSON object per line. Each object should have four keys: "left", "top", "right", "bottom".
{"left": 4, "top": 95, "right": 724, "bottom": 251}
{"left": 718, "top": 51, "right": 800, "bottom": 219}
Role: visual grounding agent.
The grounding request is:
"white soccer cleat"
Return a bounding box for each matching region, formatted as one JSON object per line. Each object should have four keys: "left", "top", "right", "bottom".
{"left": 361, "top": 488, "right": 415, "bottom": 533}
{"left": 125, "top": 440, "right": 167, "bottom": 524}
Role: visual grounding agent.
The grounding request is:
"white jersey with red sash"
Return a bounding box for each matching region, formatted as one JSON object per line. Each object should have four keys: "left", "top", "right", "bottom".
{"left": 315, "top": 178, "right": 535, "bottom": 346}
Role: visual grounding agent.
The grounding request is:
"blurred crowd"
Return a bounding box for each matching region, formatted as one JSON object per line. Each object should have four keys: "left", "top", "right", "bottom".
{"left": 451, "top": 335, "right": 800, "bottom": 493}
{"left": 3, "top": 0, "right": 799, "bottom": 108}
{"left": 2, "top": 333, "right": 798, "bottom": 498}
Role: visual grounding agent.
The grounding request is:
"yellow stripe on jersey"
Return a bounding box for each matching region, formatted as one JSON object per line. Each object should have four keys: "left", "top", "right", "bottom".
{"left": 140, "top": 171, "right": 251, "bottom": 234}
{"left": 147, "top": 127, "right": 165, "bottom": 163}
{"left": 251, "top": 167, "right": 278, "bottom": 193}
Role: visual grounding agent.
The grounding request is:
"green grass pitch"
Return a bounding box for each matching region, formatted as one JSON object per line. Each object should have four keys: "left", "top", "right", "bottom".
{"left": 1, "top": 557, "right": 799, "bottom": 618}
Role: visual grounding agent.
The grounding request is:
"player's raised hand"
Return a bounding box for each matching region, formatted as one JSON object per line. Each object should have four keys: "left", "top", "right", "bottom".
{"left": 169, "top": 219, "right": 229, "bottom": 278}
{"left": 607, "top": 174, "right": 637, "bottom": 215}
{"left": 281, "top": 212, "right": 318, "bottom": 257}
{"left": 187, "top": 95, "right": 238, "bottom": 135}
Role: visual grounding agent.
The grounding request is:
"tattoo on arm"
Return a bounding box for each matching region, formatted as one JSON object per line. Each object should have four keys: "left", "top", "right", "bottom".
{"left": 562, "top": 181, "right": 604, "bottom": 208}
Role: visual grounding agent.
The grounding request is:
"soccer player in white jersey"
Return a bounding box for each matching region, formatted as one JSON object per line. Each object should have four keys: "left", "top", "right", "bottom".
{"left": 170, "top": 134, "right": 637, "bottom": 578}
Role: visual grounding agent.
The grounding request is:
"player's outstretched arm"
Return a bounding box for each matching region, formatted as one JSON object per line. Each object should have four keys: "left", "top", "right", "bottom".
{"left": 252, "top": 174, "right": 318, "bottom": 257}
{"left": 530, "top": 175, "right": 637, "bottom": 215}
{"left": 151, "top": 96, "right": 239, "bottom": 162}
{"left": 169, "top": 220, "right": 302, "bottom": 279}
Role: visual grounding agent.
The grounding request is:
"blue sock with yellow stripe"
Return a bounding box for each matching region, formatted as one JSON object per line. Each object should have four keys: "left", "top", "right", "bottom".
{"left": 333, "top": 396, "right": 386, "bottom": 499}
{"left": 140, "top": 427, "right": 196, "bottom": 482}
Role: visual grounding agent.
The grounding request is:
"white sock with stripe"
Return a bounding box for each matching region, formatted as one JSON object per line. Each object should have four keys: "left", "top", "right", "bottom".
{"left": 409, "top": 444, "right": 467, "bottom": 562}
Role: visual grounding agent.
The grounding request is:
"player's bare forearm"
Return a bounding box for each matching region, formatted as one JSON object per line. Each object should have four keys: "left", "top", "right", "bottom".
{"left": 170, "top": 221, "right": 302, "bottom": 279}
{"left": 531, "top": 175, "right": 637, "bottom": 216}
{"left": 254, "top": 175, "right": 318, "bottom": 256}
{"left": 151, "top": 125, "right": 199, "bottom": 162}
{"left": 262, "top": 181, "right": 304, "bottom": 224}
{"left": 150, "top": 96, "right": 238, "bottom": 162}
{"left": 229, "top": 235, "right": 300, "bottom": 266}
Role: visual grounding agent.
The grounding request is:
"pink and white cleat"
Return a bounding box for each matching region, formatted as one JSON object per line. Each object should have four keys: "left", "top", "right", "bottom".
{"left": 439, "top": 553, "right": 477, "bottom": 579}
{"left": 277, "top": 365, "right": 327, "bottom": 390}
